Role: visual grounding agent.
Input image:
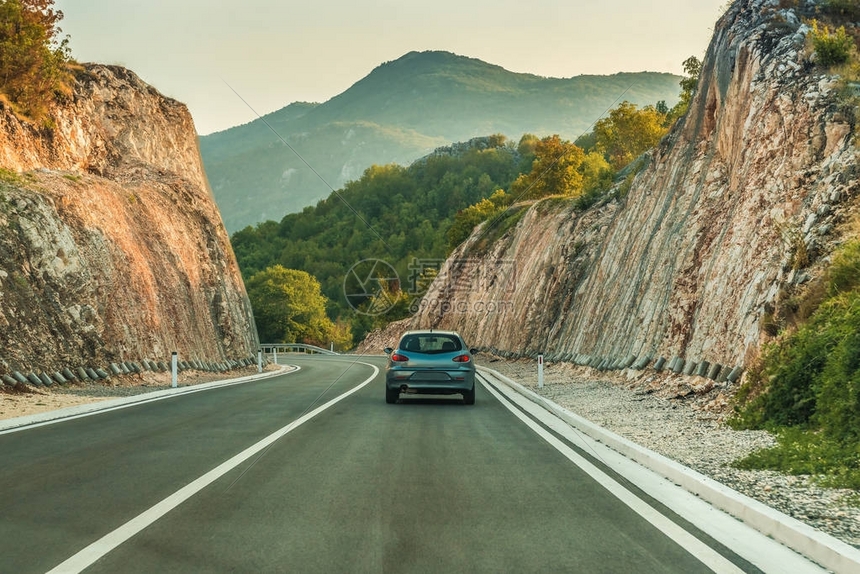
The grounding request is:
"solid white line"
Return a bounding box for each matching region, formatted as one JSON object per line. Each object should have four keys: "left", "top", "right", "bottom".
{"left": 480, "top": 368, "right": 830, "bottom": 573}
{"left": 479, "top": 376, "right": 746, "bottom": 574}
{"left": 47, "top": 362, "right": 379, "bottom": 574}
{"left": 0, "top": 366, "right": 300, "bottom": 435}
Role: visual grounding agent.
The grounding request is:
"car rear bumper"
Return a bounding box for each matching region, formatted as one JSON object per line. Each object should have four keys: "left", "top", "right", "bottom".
{"left": 386, "top": 371, "right": 475, "bottom": 394}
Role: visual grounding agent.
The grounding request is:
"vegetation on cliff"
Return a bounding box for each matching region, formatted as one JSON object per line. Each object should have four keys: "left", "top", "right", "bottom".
{"left": 232, "top": 136, "right": 525, "bottom": 344}
{"left": 728, "top": 4, "right": 860, "bottom": 489}
{"left": 233, "top": 73, "right": 694, "bottom": 345}
{"left": 0, "top": 0, "right": 74, "bottom": 124}
{"left": 732, "top": 236, "right": 860, "bottom": 488}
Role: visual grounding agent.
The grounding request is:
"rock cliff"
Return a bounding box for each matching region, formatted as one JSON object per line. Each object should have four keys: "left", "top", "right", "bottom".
{"left": 391, "top": 0, "right": 859, "bottom": 377}
{"left": 0, "top": 65, "right": 258, "bottom": 381}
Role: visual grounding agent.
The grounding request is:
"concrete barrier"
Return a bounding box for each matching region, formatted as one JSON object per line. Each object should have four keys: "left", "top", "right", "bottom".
{"left": 727, "top": 366, "right": 744, "bottom": 383}
{"left": 682, "top": 360, "right": 697, "bottom": 376}
{"left": 707, "top": 363, "right": 722, "bottom": 381}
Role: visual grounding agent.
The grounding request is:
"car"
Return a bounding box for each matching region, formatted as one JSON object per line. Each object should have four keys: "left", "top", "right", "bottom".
{"left": 384, "top": 330, "right": 477, "bottom": 405}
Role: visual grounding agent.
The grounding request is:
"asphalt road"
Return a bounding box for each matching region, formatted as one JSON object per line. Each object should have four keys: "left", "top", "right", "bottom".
{"left": 0, "top": 356, "right": 770, "bottom": 573}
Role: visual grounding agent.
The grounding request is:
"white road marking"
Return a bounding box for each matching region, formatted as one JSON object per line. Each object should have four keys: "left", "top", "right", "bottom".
{"left": 47, "top": 362, "right": 379, "bottom": 574}
{"left": 480, "top": 376, "right": 746, "bottom": 574}
{"left": 0, "top": 366, "right": 300, "bottom": 435}
{"left": 480, "top": 369, "right": 829, "bottom": 573}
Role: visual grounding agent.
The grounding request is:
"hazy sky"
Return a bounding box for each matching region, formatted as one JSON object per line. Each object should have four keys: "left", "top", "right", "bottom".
{"left": 54, "top": 0, "right": 727, "bottom": 135}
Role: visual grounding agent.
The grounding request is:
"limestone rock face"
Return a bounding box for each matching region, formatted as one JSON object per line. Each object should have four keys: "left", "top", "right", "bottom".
{"left": 405, "top": 0, "right": 859, "bottom": 370}
{"left": 0, "top": 64, "right": 257, "bottom": 374}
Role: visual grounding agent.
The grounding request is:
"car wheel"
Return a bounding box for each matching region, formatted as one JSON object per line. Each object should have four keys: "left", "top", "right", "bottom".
{"left": 462, "top": 386, "right": 475, "bottom": 405}
{"left": 386, "top": 387, "right": 399, "bottom": 404}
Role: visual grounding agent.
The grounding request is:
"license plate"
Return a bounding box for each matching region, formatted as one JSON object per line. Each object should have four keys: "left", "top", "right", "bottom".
{"left": 411, "top": 371, "right": 451, "bottom": 381}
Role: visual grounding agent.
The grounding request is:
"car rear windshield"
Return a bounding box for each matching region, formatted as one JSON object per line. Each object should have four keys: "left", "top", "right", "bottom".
{"left": 399, "top": 334, "right": 463, "bottom": 354}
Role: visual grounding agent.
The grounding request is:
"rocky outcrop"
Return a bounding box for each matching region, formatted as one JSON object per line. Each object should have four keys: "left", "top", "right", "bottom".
{"left": 401, "top": 0, "right": 859, "bottom": 374}
{"left": 0, "top": 64, "right": 257, "bottom": 379}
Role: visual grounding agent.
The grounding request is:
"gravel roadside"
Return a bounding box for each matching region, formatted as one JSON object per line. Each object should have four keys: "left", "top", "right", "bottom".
{"left": 479, "top": 358, "right": 860, "bottom": 551}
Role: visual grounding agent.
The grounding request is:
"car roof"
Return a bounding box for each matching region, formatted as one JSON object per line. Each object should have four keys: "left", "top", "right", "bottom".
{"left": 401, "top": 329, "right": 461, "bottom": 337}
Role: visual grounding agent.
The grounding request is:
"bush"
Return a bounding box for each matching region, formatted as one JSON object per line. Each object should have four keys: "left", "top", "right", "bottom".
{"left": 731, "top": 240, "right": 860, "bottom": 487}
{"left": 733, "top": 427, "right": 860, "bottom": 489}
{"left": 810, "top": 20, "right": 855, "bottom": 67}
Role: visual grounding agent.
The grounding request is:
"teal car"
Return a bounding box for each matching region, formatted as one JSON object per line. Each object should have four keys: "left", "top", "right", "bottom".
{"left": 384, "top": 330, "right": 477, "bottom": 405}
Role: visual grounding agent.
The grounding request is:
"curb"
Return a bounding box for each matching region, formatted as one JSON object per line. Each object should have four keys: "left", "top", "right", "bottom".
{"left": 478, "top": 366, "right": 860, "bottom": 574}
{"left": 0, "top": 365, "right": 298, "bottom": 434}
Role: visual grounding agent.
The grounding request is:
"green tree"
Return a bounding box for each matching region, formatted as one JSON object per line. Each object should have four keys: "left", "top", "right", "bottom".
{"left": 592, "top": 101, "right": 667, "bottom": 170}
{"left": 509, "top": 135, "right": 585, "bottom": 199}
{"left": 246, "top": 265, "right": 335, "bottom": 345}
{"left": 579, "top": 151, "right": 613, "bottom": 193}
{"left": 666, "top": 56, "right": 701, "bottom": 125}
{"left": 329, "top": 318, "right": 354, "bottom": 352}
{"left": 0, "top": 0, "right": 73, "bottom": 123}
{"left": 447, "top": 189, "right": 511, "bottom": 250}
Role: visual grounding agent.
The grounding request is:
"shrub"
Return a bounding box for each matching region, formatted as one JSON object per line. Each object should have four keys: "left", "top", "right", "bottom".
{"left": 810, "top": 20, "right": 855, "bottom": 67}
{"left": 733, "top": 427, "right": 860, "bottom": 489}
{"left": 731, "top": 240, "right": 860, "bottom": 487}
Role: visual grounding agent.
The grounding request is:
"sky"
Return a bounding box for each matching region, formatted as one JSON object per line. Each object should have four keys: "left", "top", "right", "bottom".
{"left": 54, "top": 0, "right": 728, "bottom": 135}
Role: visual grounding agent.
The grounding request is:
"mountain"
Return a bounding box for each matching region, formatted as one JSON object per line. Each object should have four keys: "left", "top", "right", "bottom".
{"left": 199, "top": 51, "right": 682, "bottom": 232}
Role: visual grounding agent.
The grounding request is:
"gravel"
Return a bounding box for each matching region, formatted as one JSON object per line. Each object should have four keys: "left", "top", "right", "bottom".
{"left": 480, "top": 358, "right": 860, "bottom": 550}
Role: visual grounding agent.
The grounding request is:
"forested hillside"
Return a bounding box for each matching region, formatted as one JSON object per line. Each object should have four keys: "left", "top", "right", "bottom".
{"left": 200, "top": 50, "right": 682, "bottom": 231}
{"left": 231, "top": 135, "right": 527, "bottom": 340}
{"left": 231, "top": 77, "right": 683, "bottom": 344}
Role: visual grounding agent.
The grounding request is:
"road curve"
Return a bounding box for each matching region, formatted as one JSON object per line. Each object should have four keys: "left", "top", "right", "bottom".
{"left": 0, "top": 355, "right": 804, "bottom": 572}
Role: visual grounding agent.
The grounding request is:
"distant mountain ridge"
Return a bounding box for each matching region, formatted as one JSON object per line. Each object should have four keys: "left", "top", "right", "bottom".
{"left": 200, "top": 50, "right": 682, "bottom": 232}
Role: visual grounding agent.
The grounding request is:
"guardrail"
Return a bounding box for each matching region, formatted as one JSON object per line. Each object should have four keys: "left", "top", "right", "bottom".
{"left": 260, "top": 343, "right": 339, "bottom": 356}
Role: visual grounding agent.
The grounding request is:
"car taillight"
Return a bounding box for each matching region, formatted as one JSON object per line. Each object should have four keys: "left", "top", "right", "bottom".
{"left": 452, "top": 354, "right": 470, "bottom": 363}
{"left": 391, "top": 353, "right": 409, "bottom": 362}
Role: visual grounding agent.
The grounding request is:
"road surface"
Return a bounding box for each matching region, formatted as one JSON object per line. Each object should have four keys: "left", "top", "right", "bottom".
{"left": 0, "top": 356, "right": 821, "bottom": 573}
